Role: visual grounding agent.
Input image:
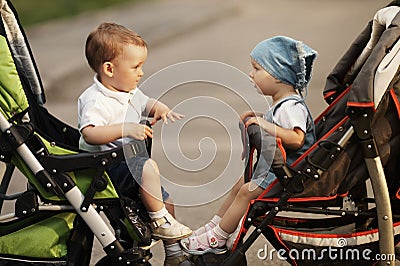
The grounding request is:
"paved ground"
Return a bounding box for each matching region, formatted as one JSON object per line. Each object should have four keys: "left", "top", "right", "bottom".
{"left": 2, "top": 0, "right": 394, "bottom": 265}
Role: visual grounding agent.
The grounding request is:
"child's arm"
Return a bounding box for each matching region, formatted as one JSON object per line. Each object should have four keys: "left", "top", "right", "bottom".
{"left": 146, "top": 98, "right": 184, "bottom": 125}
{"left": 81, "top": 123, "right": 153, "bottom": 145}
{"left": 244, "top": 117, "right": 305, "bottom": 149}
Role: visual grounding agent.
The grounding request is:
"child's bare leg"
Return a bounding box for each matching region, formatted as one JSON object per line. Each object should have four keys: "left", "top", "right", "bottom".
{"left": 193, "top": 175, "right": 244, "bottom": 236}
{"left": 140, "top": 159, "right": 192, "bottom": 240}
{"left": 164, "top": 196, "right": 175, "bottom": 216}
{"left": 219, "top": 182, "right": 264, "bottom": 233}
{"left": 216, "top": 175, "right": 244, "bottom": 217}
{"left": 193, "top": 175, "right": 245, "bottom": 236}
{"left": 139, "top": 159, "right": 164, "bottom": 212}
{"left": 163, "top": 196, "right": 178, "bottom": 245}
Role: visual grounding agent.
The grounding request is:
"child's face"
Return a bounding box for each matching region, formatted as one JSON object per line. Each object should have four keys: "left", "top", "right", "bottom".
{"left": 249, "top": 58, "right": 278, "bottom": 96}
{"left": 105, "top": 44, "right": 147, "bottom": 92}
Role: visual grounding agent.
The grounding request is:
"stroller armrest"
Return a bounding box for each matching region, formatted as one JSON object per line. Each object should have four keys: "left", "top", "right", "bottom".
{"left": 38, "top": 136, "right": 152, "bottom": 173}
{"left": 39, "top": 146, "right": 125, "bottom": 172}
{"left": 37, "top": 143, "right": 148, "bottom": 211}
{"left": 39, "top": 120, "right": 153, "bottom": 172}
{"left": 243, "top": 123, "right": 293, "bottom": 185}
{"left": 244, "top": 123, "right": 309, "bottom": 194}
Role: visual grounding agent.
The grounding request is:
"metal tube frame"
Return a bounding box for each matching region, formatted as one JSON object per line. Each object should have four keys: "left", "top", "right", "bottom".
{"left": 0, "top": 113, "right": 117, "bottom": 249}
{"left": 365, "top": 156, "right": 395, "bottom": 265}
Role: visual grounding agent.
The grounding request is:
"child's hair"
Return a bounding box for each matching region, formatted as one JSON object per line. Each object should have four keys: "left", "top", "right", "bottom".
{"left": 85, "top": 22, "right": 147, "bottom": 73}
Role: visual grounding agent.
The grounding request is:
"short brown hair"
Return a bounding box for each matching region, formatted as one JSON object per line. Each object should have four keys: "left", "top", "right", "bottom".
{"left": 85, "top": 22, "right": 147, "bottom": 73}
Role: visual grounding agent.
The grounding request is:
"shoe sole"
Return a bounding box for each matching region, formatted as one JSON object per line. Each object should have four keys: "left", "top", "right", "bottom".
{"left": 180, "top": 239, "right": 227, "bottom": 256}
{"left": 152, "top": 231, "right": 193, "bottom": 241}
{"left": 140, "top": 239, "right": 162, "bottom": 250}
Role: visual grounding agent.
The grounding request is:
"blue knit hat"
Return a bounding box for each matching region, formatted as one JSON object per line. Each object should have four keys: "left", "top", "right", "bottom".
{"left": 250, "top": 36, "right": 317, "bottom": 95}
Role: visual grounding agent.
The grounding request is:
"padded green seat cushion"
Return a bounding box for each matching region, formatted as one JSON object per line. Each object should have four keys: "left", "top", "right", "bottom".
{"left": 0, "top": 212, "right": 76, "bottom": 258}
{"left": 0, "top": 35, "right": 29, "bottom": 119}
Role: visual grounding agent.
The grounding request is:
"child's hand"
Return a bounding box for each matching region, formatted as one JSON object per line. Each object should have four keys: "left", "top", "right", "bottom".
{"left": 240, "top": 111, "right": 262, "bottom": 122}
{"left": 125, "top": 123, "right": 153, "bottom": 140}
{"left": 244, "top": 116, "right": 275, "bottom": 134}
{"left": 151, "top": 110, "right": 184, "bottom": 125}
{"left": 150, "top": 101, "right": 184, "bottom": 125}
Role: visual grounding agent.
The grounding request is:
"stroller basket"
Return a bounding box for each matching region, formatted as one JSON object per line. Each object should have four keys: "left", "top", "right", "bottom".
{"left": 263, "top": 220, "right": 400, "bottom": 265}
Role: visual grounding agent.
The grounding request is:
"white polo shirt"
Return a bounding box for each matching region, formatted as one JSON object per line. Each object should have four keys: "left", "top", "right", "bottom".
{"left": 78, "top": 75, "right": 149, "bottom": 152}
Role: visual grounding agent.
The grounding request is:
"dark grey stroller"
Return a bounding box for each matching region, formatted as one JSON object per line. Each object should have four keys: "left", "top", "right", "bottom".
{"left": 216, "top": 2, "right": 400, "bottom": 266}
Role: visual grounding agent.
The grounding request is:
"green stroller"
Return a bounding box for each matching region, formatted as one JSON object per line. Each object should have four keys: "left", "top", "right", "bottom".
{"left": 0, "top": 0, "right": 156, "bottom": 265}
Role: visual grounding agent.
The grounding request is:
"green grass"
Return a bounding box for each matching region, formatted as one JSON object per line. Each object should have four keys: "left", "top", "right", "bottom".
{"left": 10, "top": 0, "right": 141, "bottom": 26}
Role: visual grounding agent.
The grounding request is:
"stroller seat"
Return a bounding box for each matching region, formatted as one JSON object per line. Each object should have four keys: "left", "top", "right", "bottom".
{"left": 0, "top": 0, "right": 157, "bottom": 265}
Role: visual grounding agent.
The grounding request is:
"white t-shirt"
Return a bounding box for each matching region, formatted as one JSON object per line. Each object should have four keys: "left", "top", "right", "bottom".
{"left": 78, "top": 75, "right": 149, "bottom": 152}
{"left": 268, "top": 96, "right": 308, "bottom": 133}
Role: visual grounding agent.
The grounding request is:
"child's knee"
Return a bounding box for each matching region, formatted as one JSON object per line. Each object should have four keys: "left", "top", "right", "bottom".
{"left": 143, "top": 158, "right": 160, "bottom": 173}
{"left": 237, "top": 184, "right": 251, "bottom": 198}
{"left": 230, "top": 176, "right": 244, "bottom": 194}
{"left": 237, "top": 183, "right": 262, "bottom": 200}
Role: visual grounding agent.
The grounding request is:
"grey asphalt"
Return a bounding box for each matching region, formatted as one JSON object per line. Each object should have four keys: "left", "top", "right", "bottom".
{"left": 4, "top": 0, "right": 393, "bottom": 265}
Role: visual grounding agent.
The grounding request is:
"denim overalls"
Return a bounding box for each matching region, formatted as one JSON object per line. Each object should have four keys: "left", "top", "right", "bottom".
{"left": 265, "top": 95, "right": 316, "bottom": 165}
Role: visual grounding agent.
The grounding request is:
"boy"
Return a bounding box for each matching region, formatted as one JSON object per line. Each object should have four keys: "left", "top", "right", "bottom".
{"left": 181, "top": 36, "right": 317, "bottom": 254}
{"left": 78, "top": 22, "right": 192, "bottom": 265}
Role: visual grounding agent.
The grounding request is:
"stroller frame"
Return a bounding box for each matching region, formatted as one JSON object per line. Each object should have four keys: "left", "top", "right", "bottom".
{"left": 0, "top": 109, "right": 154, "bottom": 264}
{"left": 0, "top": 0, "right": 156, "bottom": 264}
{"left": 220, "top": 3, "right": 400, "bottom": 266}
{"left": 0, "top": 104, "right": 121, "bottom": 247}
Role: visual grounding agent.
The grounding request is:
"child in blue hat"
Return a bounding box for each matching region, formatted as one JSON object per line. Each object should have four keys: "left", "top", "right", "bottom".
{"left": 181, "top": 36, "right": 317, "bottom": 254}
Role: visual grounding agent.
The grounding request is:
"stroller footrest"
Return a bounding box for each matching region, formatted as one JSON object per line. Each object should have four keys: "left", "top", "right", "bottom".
{"left": 103, "top": 240, "right": 152, "bottom": 264}
{"left": 244, "top": 201, "right": 269, "bottom": 228}
{"left": 103, "top": 240, "right": 124, "bottom": 261}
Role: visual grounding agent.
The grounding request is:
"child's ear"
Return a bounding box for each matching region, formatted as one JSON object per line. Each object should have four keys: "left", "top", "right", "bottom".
{"left": 102, "top": 62, "right": 114, "bottom": 77}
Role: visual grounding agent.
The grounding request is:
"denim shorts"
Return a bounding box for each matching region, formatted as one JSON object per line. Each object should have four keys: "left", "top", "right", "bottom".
{"left": 241, "top": 121, "right": 278, "bottom": 190}
{"left": 108, "top": 157, "right": 170, "bottom": 201}
{"left": 251, "top": 169, "right": 278, "bottom": 190}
